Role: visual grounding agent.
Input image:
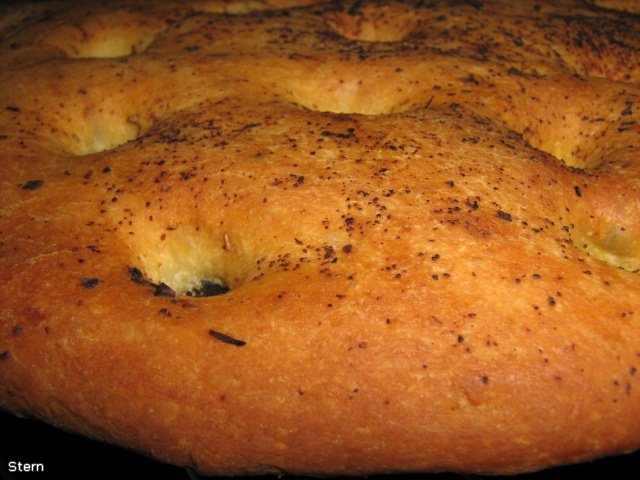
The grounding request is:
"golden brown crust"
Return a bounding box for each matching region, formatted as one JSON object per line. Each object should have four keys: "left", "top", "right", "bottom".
{"left": 1, "top": 0, "right": 640, "bottom": 475}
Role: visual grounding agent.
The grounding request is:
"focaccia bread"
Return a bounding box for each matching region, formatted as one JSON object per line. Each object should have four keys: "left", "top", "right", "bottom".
{"left": 1, "top": 0, "right": 639, "bottom": 475}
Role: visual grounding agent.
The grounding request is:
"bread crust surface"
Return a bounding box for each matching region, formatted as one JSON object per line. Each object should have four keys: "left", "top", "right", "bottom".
{"left": 1, "top": 0, "right": 640, "bottom": 475}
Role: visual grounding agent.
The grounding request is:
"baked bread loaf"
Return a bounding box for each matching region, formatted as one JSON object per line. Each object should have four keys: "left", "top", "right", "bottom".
{"left": 1, "top": 0, "right": 639, "bottom": 475}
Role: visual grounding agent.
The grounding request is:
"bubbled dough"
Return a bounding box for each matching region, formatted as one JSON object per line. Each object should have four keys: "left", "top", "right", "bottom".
{"left": 1, "top": 0, "right": 640, "bottom": 475}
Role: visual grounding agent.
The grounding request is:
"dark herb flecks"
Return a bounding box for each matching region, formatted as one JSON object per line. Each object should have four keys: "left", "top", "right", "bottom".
{"left": 187, "top": 280, "right": 229, "bottom": 297}
{"left": 80, "top": 277, "right": 100, "bottom": 288}
{"left": 621, "top": 101, "right": 633, "bottom": 116}
{"left": 208, "top": 329, "right": 246, "bottom": 347}
{"left": 22, "top": 180, "right": 43, "bottom": 190}
{"left": 154, "top": 283, "right": 176, "bottom": 297}
{"left": 497, "top": 210, "right": 512, "bottom": 222}
{"left": 128, "top": 267, "right": 154, "bottom": 286}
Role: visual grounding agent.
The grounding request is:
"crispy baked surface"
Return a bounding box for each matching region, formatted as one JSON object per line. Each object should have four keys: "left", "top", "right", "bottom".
{"left": 1, "top": 0, "right": 639, "bottom": 475}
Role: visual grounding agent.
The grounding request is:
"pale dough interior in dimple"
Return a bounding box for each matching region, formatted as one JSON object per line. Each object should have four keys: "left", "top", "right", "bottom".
{"left": 133, "top": 224, "right": 248, "bottom": 296}
{"left": 324, "top": 2, "right": 420, "bottom": 42}
{"left": 191, "top": 0, "right": 324, "bottom": 14}
{"left": 32, "top": 10, "right": 174, "bottom": 59}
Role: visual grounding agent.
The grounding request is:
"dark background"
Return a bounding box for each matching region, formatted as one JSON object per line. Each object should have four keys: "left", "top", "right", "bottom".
{"left": 0, "top": 409, "right": 639, "bottom": 480}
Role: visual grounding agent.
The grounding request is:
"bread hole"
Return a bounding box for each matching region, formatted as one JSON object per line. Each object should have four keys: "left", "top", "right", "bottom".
{"left": 44, "top": 11, "right": 173, "bottom": 59}
{"left": 64, "top": 113, "right": 154, "bottom": 156}
{"left": 130, "top": 227, "right": 253, "bottom": 297}
{"left": 325, "top": 2, "right": 419, "bottom": 43}
{"left": 192, "top": 0, "right": 325, "bottom": 15}
{"left": 585, "top": 0, "right": 640, "bottom": 14}
{"left": 572, "top": 225, "right": 640, "bottom": 272}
